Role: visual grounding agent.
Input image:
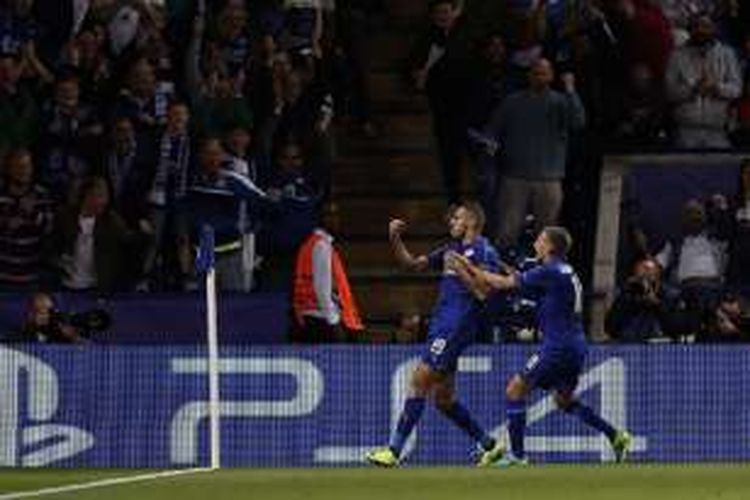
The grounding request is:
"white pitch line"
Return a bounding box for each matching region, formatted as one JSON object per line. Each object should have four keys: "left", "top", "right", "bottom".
{"left": 0, "top": 467, "right": 213, "bottom": 499}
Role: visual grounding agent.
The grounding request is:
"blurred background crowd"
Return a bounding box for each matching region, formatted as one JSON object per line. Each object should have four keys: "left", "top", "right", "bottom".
{"left": 0, "top": 0, "right": 748, "bottom": 343}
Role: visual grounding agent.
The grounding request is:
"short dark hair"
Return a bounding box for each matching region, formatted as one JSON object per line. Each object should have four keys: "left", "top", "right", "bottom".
{"left": 449, "top": 200, "right": 485, "bottom": 232}
{"left": 429, "top": 0, "right": 459, "bottom": 10}
{"left": 543, "top": 226, "right": 572, "bottom": 257}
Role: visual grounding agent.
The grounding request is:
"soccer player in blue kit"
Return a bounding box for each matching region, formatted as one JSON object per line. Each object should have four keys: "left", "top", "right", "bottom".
{"left": 456, "top": 226, "right": 632, "bottom": 466}
{"left": 366, "top": 202, "right": 505, "bottom": 467}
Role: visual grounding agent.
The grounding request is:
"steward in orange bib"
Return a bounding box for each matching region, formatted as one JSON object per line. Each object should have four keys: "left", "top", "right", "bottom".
{"left": 292, "top": 204, "right": 364, "bottom": 342}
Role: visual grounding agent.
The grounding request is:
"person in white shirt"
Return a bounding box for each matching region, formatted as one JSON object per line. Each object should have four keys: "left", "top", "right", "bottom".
{"left": 656, "top": 199, "right": 728, "bottom": 284}
{"left": 665, "top": 14, "right": 742, "bottom": 149}
{"left": 51, "top": 177, "right": 148, "bottom": 292}
{"left": 655, "top": 198, "right": 729, "bottom": 318}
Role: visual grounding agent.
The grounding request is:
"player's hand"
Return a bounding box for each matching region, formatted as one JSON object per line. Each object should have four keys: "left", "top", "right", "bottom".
{"left": 447, "top": 252, "right": 471, "bottom": 270}
{"left": 445, "top": 251, "right": 461, "bottom": 271}
{"left": 389, "top": 219, "right": 407, "bottom": 239}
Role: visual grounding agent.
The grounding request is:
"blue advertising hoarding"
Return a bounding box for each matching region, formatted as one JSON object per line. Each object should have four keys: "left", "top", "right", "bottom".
{"left": 1, "top": 345, "right": 748, "bottom": 467}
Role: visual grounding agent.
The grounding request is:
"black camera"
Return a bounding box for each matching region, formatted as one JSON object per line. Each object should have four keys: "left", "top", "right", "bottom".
{"left": 54, "top": 309, "right": 112, "bottom": 338}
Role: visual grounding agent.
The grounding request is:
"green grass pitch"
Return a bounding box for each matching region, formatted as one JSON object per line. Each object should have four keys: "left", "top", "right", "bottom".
{"left": 2, "top": 465, "right": 749, "bottom": 500}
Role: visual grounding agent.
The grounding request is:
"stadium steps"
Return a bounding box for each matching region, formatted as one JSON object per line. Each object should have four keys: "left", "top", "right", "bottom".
{"left": 336, "top": 196, "right": 449, "bottom": 237}
{"left": 329, "top": 0, "right": 474, "bottom": 330}
{"left": 332, "top": 152, "right": 442, "bottom": 194}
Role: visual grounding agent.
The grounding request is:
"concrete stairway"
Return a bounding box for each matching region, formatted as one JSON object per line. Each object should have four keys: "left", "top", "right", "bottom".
{"left": 331, "top": 2, "right": 469, "bottom": 337}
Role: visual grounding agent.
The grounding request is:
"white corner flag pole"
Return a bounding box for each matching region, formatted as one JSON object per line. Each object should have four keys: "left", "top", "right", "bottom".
{"left": 205, "top": 239, "right": 221, "bottom": 470}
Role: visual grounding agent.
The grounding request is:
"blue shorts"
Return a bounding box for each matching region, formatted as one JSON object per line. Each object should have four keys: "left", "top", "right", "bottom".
{"left": 520, "top": 348, "right": 585, "bottom": 394}
{"left": 421, "top": 332, "right": 472, "bottom": 374}
{"left": 421, "top": 321, "right": 476, "bottom": 374}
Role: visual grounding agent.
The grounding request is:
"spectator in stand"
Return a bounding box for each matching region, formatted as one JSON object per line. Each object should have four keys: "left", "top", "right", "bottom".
{"left": 224, "top": 126, "right": 259, "bottom": 181}
{"left": 49, "top": 176, "right": 149, "bottom": 293}
{"left": 115, "top": 57, "right": 175, "bottom": 135}
{"left": 291, "top": 201, "right": 364, "bottom": 342}
{"left": 727, "top": 159, "right": 750, "bottom": 288}
{"left": 186, "top": 9, "right": 254, "bottom": 138}
{"left": 205, "top": 1, "right": 253, "bottom": 79}
{"left": 99, "top": 116, "right": 153, "bottom": 229}
{"left": 39, "top": 73, "right": 102, "bottom": 204}
{"left": 467, "top": 33, "right": 508, "bottom": 240}
{"left": 265, "top": 63, "right": 335, "bottom": 195}
{"left": 0, "top": 52, "right": 37, "bottom": 154}
{"left": 665, "top": 13, "right": 742, "bottom": 149}
{"left": 658, "top": 0, "right": 719, "bottom": 45}
{"left": 188, "top": 137, "right": 268, "bottom": 291}
{"left": 13, "top": 292, "right": 84, "bottom": 344}
{"left": 605, "top": 258, "right": 669, "bottom": 342}
{"left": 613, "top": 63, "right": 669, "bottom": 146}
{"left": 0, "top": 150, "right": 54, "bottom": 289}
{"left": 468, "top": 33, "right": 508, "bottom": 129}
{"left": 409, "top": 0, "right": 472, "bottom": 204}
{"left": 655, "top": 198, "right": 731, "bottom": 319}
{"left": 61, "top": 22, "right": 111, "bottom": 107}
{"left": 699, "top": 291, "right": 749, "bottom": 342}
{"left": 483, "top": 58, "right": 586, "bottom": 250}
{"left": 143, "top": 100, "right": 192, "bottom": 290}
{"left": 261, "top": 140, "right": 321, "bottom": 289}
{"left": 333, "top": 0, "right": 383, "bottom": 138}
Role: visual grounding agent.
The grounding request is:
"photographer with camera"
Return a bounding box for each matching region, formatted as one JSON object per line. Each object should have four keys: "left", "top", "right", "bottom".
{"left": 8, "top": 292, "right": 111, "bottom": 344}
{"left": 605, "top": 258, "right": 670, "bottom": 342}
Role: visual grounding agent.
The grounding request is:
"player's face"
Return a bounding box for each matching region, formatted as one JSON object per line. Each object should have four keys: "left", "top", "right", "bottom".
{"left": 448, "top": 207, "right": 470, "bottom": 239}
{"left": 534, "top": 231, "right": 553, "bottom": 260}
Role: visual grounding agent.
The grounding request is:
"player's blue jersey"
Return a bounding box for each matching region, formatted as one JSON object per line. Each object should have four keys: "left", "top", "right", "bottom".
{"left": 518, "top": 258, "right": 586, "bottom": 352}
{"left": 421, "top": 236, "right": 500, "bottom": 372}
{"left": 427, "top": 236, "right": 500, "bottom": 322}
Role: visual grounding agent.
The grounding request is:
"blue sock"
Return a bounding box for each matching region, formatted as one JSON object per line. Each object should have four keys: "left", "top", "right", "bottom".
{"left": 506, "top": 399, "right": 526, "bottom": 459}
{"left": 388, "top": 397, "right": 426, "bottom": 456}
{"left": 441, "top": 401, "right": 496, "bottom": 451}
{"left": 566, "top": 401, "right": 617, "bottom": 441}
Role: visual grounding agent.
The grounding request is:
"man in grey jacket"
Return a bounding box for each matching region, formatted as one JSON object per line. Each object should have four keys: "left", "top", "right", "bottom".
{"left": 483, "top": 58, "right": 586, "bottom": 249}
{"left": 665, "top": 14, "right": 742, "bottom": 149}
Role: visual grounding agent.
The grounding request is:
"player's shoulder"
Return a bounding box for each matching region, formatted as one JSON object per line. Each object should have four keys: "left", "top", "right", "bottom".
{"left": 470, "top": 236, "right": 499, "bottom": 257}
{"left": 534, "top": 260, "right": 573, "bottom": 280}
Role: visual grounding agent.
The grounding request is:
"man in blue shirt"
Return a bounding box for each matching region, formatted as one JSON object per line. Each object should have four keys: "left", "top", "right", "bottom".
{"left": 455, "top": 226, "right": 632, "bottom": 466}
{"left": 366, "top": 202, "right": 504, "bottom": 467}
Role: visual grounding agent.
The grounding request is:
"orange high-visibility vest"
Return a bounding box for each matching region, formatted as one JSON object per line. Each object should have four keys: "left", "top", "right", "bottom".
{"left": 293, "top": 231, "right": 364, "bottom": 332}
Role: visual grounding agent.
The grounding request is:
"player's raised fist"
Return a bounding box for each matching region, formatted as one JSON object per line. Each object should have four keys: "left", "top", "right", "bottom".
{"left": 389, "top": 219, "right": 407, "bottom": 238}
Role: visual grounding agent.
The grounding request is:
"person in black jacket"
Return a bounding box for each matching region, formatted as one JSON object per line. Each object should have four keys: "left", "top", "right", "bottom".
{"left": 409, "top": 0, "right": 473, "bottom": 204}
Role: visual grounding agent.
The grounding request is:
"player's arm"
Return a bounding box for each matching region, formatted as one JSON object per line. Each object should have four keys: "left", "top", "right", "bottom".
{"left": 445, "top": 251, "right": 490, "bottom": 300}
{"left": 451, "top": 253, "right": 519, "bottom": 291}
{"left": 388, "top": 218, "right": 429, "bottom": 271}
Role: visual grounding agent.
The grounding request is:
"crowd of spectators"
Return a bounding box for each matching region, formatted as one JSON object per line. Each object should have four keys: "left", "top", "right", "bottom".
{"left": 410, "top": 0, "right": 750, "bottom": 237}
{"left": 607, "top": 160, "right": 750, "bottom": 342}
{"left": 406, "top": 0, "right": 750, "bottom": 342}
{"left": 1, "top": 0, "right": 748, "bottom": 343}
{"left": 0, "top": 0, "right": 381, "bottom": 295}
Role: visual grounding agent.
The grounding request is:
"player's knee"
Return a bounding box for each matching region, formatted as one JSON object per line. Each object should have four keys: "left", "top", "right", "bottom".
{"left": 433, "top": 389, "right": 455, "bottom": 411}
{"left": 505, "top": 378, "right": 524, "bottom": 401}
{"left": 411, "top": 365, "right": 434, "bottom": 396}
{"left": 554, "top": 393, "right": 575, "bottom": 411}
